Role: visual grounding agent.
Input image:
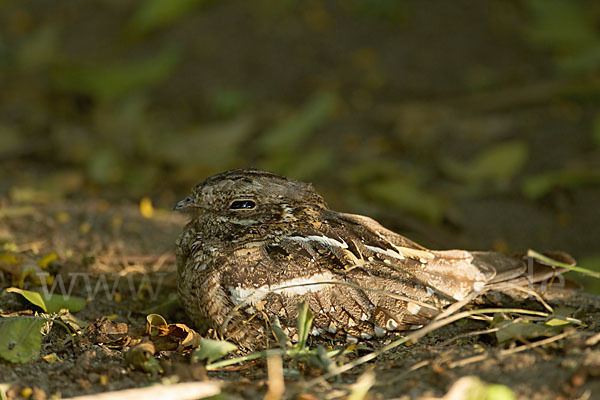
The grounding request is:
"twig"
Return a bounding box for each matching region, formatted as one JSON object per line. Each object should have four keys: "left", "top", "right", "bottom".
{"left": 207, "top": 349, "right": 285, "bottom": 370}
{"left": 265, "top": 354, "right": 285, "bottom": 400}
{"left": 302, "top": 307, "right": 579, "bottom": 389}
{"left": 447, "top": 329, "right": 576, "bottom": 369}
{"left": 378, "top": 359, "right": 431, "bottom": 387}
{"left": 96, "top": 254, "right": 176, "bottom": 264}
{"left": 585, "top": 332, "right": 600, "bottom": 346}
{"left": 499, "top": 284, "right": 554, "bottom": 313}
{"left": 65, "top": 381, "right": 221, "bottom": 400}
{"left": 437, "top": 326, "right": 502, "bottom": 347}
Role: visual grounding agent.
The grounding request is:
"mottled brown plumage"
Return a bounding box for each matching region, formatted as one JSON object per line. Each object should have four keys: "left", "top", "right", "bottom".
{"left": 175, "top": 169, "right": 572, "bottom": 348}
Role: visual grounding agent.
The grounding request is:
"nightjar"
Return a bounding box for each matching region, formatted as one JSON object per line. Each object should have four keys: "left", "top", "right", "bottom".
{"left": 175, "top": 168, "right": 573, "bottom": 348}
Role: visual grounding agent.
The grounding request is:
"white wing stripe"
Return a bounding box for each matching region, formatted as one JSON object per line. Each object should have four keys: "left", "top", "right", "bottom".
{"left": 228, "top": 272, "right": 336, "bottom": 305}
{"left": 364, "top": 244, "right": 405, "bottom": 260}
{"left": 289, "top": 235, "right": 348, "bottom": 249}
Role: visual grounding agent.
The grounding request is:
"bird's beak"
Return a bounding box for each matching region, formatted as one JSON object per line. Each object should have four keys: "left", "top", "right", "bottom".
{"left": 173, "top": 196, "right": 193, "bottom": 211}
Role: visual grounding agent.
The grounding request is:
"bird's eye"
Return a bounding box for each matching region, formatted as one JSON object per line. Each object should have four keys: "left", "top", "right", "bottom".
{"left": 230, "top": 200, "right": 256, "bottom": 210}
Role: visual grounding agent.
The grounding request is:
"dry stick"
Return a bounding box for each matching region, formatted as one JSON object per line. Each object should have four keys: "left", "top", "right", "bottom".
{"left": 377, "top": 359, "right": 432, "bottom": 387}
{"left": 65, "top": 381, "right": 221, "bottom": 400}
{"left": 585, "top": 332, "right": 600, "bottom": 346}
{"left": 437, "top": 314, "right": 554, "bottom": 347}
{"left": 96, "top": 254, "right": 176, "bottom": 264}
{"left": 264, "top": 354, "right": 285, "bottom": 400}
{"left": 302, "top": 307, "right": 579, "bottom": 390}
{"left": 431, "top": 290, "right": 482, "bottom": 322}
{"left": 492, "top": 283, "right": 554, "bottom": 313}
{"left": 447, "top": 329, "right": 575, "bottom": 369}
{"left": 207, "top": 348, "right": 286, "bottom": 370}
{"left": 437, "top": 326, "right": 503, "bottom": 347}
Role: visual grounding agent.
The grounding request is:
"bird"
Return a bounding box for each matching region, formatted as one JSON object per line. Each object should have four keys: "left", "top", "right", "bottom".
{"left": 174, "top": 168, "right": 574, "bottom": 348}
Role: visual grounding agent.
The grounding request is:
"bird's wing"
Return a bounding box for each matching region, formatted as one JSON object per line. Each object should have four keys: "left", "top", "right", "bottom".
{"left": 324, "top": 212, "right": 497, "bottom": 301}
{"left": 329, "top": 213, "right": 568, "bottom": 300}
{"left": 210, "top": 234, "right": 448, "bottom": 340}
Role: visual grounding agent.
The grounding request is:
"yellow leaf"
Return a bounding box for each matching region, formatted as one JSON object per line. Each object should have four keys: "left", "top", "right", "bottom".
{"left": 16, "top": 264, "right": 44, "bottom": 288}
{"left": 139, "top": 197, "right": 154, "bottom": 218}
{"left": 0, "top": 253, "right": 18, "bottom": 264}
{"left": 42, "top": 353, "right": 60, "bottom": 363}
{"left": 546, "top": 318, "right": 571, "bottom": 327}
{"left": 6, "top": 287, "right": 48, "bottom": 312}
{"left": 2, "top": 242, "right": 18, "bottom": 252}
{"left": 56, "top": 212, "right": 70, "bottom": 223}
{"left": 80, "top": 222, "right": 91, "bottom": 234}
{"left": 38, "top": 252, "right": 57, "bottom": 268}
{"left": 112, "top": 215, "right": 123, "bottom": 229}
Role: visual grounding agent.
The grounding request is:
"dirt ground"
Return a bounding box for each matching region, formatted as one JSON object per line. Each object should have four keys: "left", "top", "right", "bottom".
{"left": 1, "top": 199, "right": 600, "bottom": 400}
{"left": 2, "top": 0, "right": 600, "bottom": 398}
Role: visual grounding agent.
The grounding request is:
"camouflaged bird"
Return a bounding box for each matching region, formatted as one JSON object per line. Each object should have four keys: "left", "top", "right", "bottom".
{"left": 175, "top": 168, "right": 573, "bottom": 348}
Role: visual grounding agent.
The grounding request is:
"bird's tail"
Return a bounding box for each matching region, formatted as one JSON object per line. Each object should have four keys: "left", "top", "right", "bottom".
{"left": 418, "top": 249, "right": 577, "bottom": 302}
{"left": 482, "top": 250, "right": 576, "bottom": 291}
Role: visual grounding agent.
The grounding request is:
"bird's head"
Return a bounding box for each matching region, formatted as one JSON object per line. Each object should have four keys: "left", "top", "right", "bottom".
{"left": 174, "top": 169, "right": 327, "bottom": 239}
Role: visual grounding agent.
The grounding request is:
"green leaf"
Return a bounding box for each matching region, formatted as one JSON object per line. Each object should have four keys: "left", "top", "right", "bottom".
{"left": 258, "top": 91, "right": 337, "bottom": 174}
{"left": 146, "top": 313, "right": 168, "bottom": 336}
{"left": 284, "top": 147, "right": 335, "bottom": 182}
{"left": 6, "top": 288, "right": 86, "bottom": 313}
{"left": 128, "top": 0, "right": 211, "bottom": 37}
{"left": 0, "top": 317, "right": 46, "bottom": 363}
{"left": 494, "top": 319, "right": 563, "bottom": 343}
{"left": 271, "top": 316, "right": 291, "bottom": 347}
{"left": 442, "top": 141, "right": 528, "bottom": 186}
{"left": 6, "top": 288, "right": 47, "bottom": 312}
{"left": 484, "top": 384, "right": 516, "bottom": 400}
{"left": 0, "top": 125, "right": 26, "bottom": 159}
{"left": 87, "top": 149, "right": 125, "bottom": 185}
{"left": 191, "top": 339, "right": 237, "bottom": 364}
{"left": 523, "top": 0, "right": 600, "bottom": 74}
{"left": 210, "top": 87, "right": 249, "bottom": 117}
{"left": 365, "top": 179, "right": 445, "bottom": 223}
{"left": 527, "top": 249, "right": 600, "bottom": 279}
{"left": 522, "top": 169, "right": 600, "bottom": 199}
{"left": 43, "top": 293, "right": 86, "bottom": 313}
{"left": 16, "top": 25, "right": 59, "bottom": 71}
{"left": 145, "top": 115, "right": 254, "bottom": 171}
{"left": 593, "top": 113, "right": 600, "bottom": 148}
{"left": 51, "top": 46, "right": 181, "bottom": 102}
{"left": 296, "top": 301, "right": 314, "bottom": 350}
{"left": 558, "top": 42, "right": 600, "bottom": 73}
{"left": 524, "top": 0, "right": 597, "bottom": 51}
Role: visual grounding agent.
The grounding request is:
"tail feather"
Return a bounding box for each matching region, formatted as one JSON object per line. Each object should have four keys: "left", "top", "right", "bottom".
{"left": 486, "top": 250, "right": 576, "bottom": 292}
{"left": 425, "top": 250, "right": 576, "bottom": 301}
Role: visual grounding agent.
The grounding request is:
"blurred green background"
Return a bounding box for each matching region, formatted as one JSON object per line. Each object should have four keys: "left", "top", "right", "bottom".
{"left": 1, "top": 0, "right": 600, "bottom": 284}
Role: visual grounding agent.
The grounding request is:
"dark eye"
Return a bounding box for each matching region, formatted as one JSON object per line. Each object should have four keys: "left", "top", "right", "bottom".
{"left": 230, "top": 200, "right": 256, "bottom": 210}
